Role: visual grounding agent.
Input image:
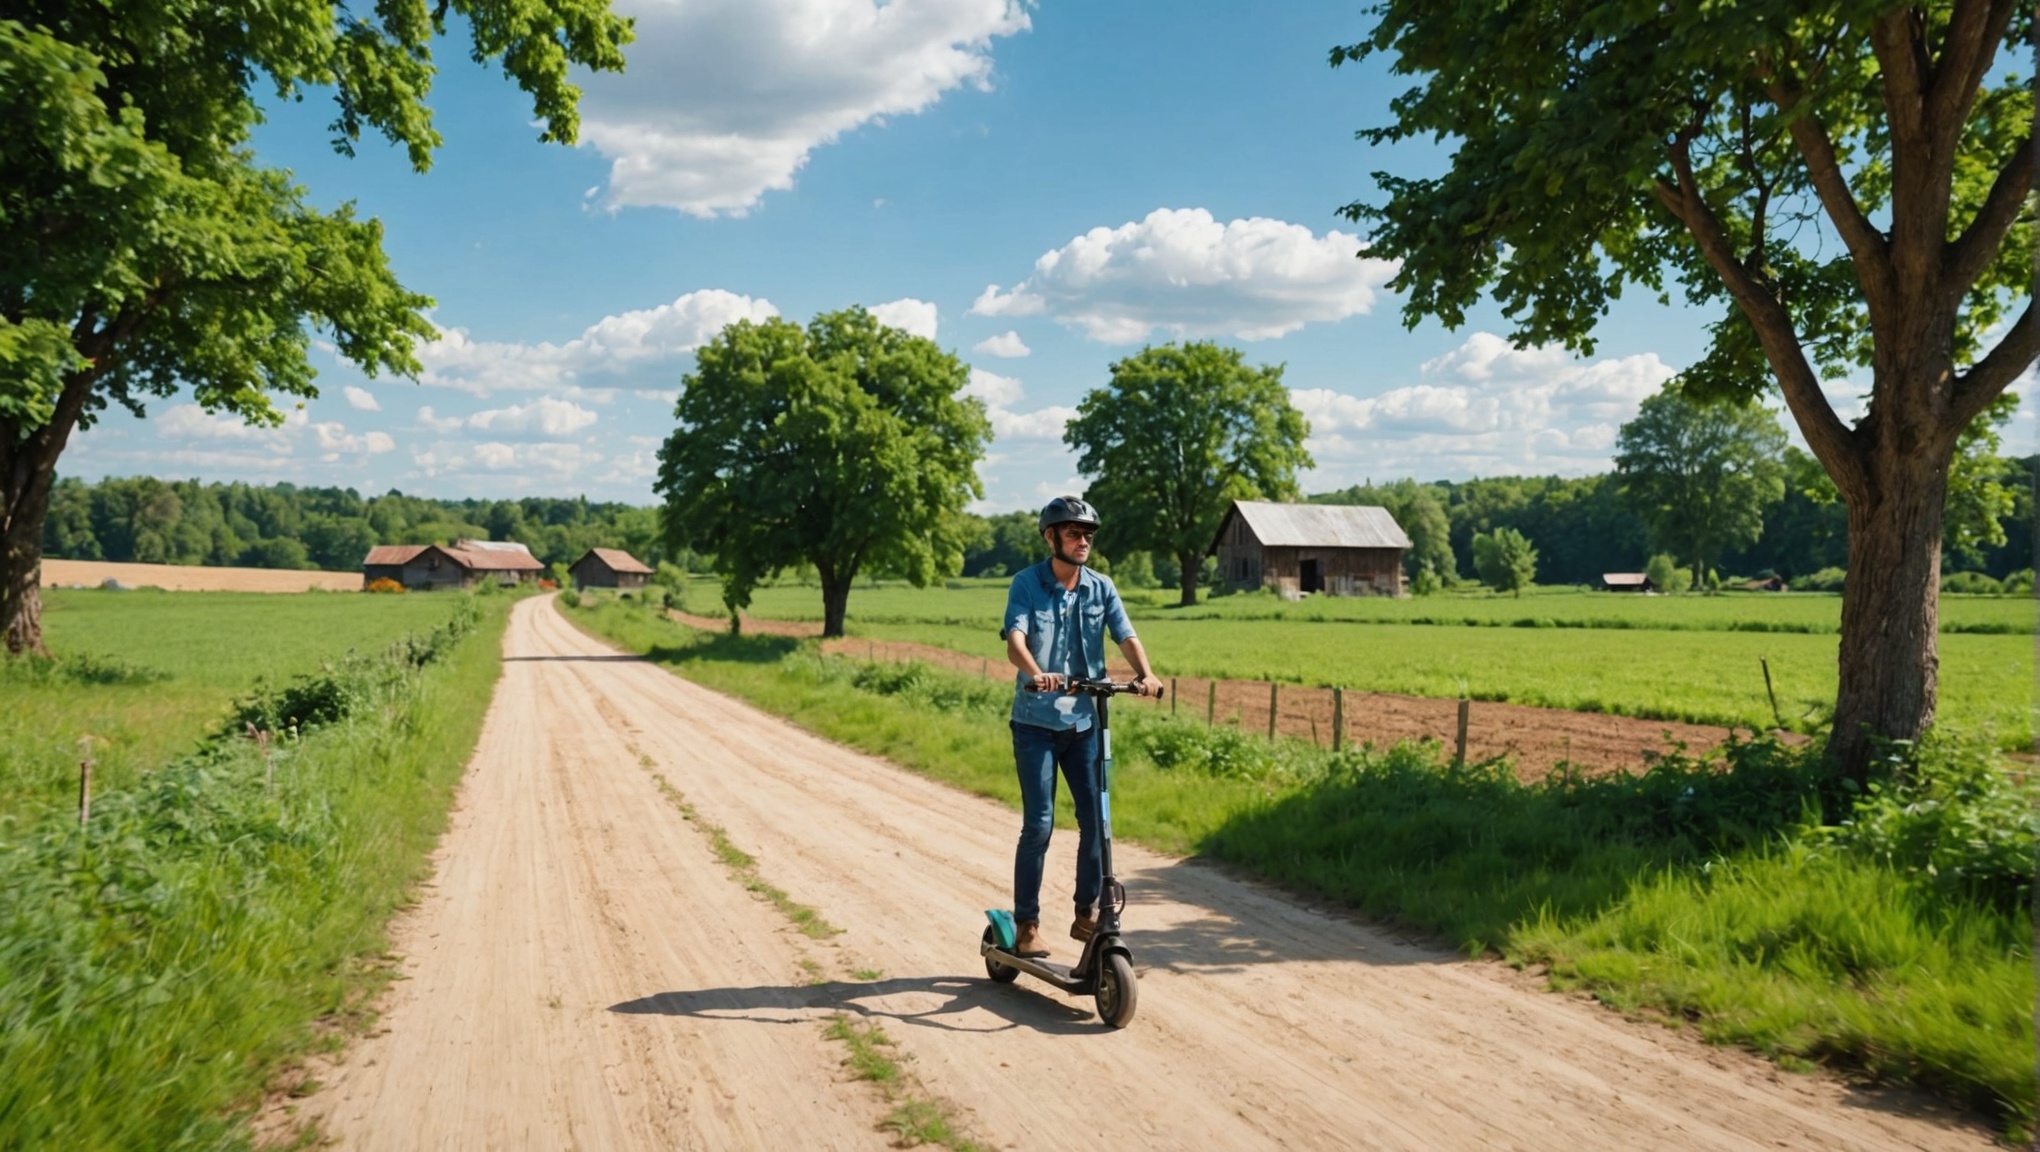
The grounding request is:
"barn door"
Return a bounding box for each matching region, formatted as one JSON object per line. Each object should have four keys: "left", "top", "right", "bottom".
{"left": 1300, "top": 558, "right": 1323, "bottom": 594}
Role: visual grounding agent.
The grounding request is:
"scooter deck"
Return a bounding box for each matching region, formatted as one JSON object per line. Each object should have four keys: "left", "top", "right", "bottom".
{"left": 982, "top": 945, "right": 1094, "bottom": 993}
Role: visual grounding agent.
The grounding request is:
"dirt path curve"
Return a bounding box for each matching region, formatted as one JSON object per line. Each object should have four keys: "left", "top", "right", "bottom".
{"left": 295, "top": 597, "right": 1989, "bottom": 1150}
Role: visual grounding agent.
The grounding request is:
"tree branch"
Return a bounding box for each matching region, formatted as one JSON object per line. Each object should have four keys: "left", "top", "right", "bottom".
{"left": 1653, "top": 144, "right": 1863, "bottom": 493}
{"left": 1949, "top": 299, "right": 2037, "bottom": 430}
{"left": 1926, "top": 0, "right": 2016, "bottom": 144}
{"left": 1762, "top": 76, "right": 1894, "bottom": 310}
{"left": 1941, "top": 130, "right": 2033, "bottom": 298}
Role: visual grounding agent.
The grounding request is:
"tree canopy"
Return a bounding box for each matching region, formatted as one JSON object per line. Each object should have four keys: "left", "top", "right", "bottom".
{"left": 1471, "top": 527, "right": 1538, "bottom": 596}
{"left": 1338, "top": 0, "right": 2035, "bottom": 779}
{"left": 1, "top": 0, "right": 633, "bottom": 652}
{"left": 1615, "top": 390, "right": 1790, "bottom": 583}
{"left": 1064, "top": 342, "right": 1311, "bottom": 606}
{"left": 655, "top": 308, "right": 991, "bottom": 637}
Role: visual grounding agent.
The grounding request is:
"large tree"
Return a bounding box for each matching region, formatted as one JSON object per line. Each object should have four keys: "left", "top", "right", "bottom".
{"left": 1338, "top": 1, "right": 2035, "bottom": 781}
{"left": 655, "top": 307, "right": 991, "bottom": 638}
{"left": 1614, "top": 389, "right": 1790, "bottom": 584}
{"left": 1, "top": 0, "right": 632, "bottom": 653}
{"left": 1064, "top": 342, "right": 1312, "bottom": 606}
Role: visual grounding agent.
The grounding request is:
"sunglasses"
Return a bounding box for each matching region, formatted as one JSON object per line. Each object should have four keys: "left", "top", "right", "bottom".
{"left": 1060, "top": 527, "right": 1096, "bottom": 542}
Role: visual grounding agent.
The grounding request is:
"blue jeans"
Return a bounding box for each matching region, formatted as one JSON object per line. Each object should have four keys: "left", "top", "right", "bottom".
{"left": 1011, "top": 720, "right": 1102, "bottom": 924}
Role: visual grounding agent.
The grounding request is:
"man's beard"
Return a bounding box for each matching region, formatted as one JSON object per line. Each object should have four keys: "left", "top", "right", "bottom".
{"left": 1052, "top": 540, "right": 1089, "bottom": 567}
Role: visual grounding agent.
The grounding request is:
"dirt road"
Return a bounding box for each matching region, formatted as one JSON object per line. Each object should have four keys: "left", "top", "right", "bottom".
{"left": 289, "top": 597, "right": 1989, "bottom": 1150}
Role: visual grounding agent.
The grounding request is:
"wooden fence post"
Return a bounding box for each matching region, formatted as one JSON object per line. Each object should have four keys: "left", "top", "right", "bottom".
{"left": 1454, "top": 698, "right": 1471, "bottom": 765}
{"left": 78, "top": 735, "right": 93, "bottom": 828}
{"left": 1332, "top": 687, "right": 1344, "bottom": 752}
{"left": 1170, "top": 678, "right": 1178, "bottom": 716}
{"left": 1206, "top": 680, "right": 1217, "bottom": 727}
{"left": 1267, "top": 682, "right": 1279, "bottom": 742}
{"left": 1760, "top": 656, "right": 1782, "bottom": 729}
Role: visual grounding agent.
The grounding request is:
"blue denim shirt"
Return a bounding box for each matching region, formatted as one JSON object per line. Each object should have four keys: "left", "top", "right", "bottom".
{"left": 1004, "top": 560, "right": 1136, "bottom": 731}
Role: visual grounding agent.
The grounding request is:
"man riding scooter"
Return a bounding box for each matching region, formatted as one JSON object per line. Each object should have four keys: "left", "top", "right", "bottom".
{"left": 1002, "top": 496, "right": 1163, "bottom": 959}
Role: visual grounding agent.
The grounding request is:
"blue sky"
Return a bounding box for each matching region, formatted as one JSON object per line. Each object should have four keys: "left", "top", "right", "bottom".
{"left": 66, "top": 0, "right": 2018, "bottom": 512}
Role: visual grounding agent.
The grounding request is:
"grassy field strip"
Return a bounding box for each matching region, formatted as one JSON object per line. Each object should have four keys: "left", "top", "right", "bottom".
{"left": 0, "top": 592, "right": 511, "bottom": 1150}
{"left": 632, "top": 755, "right": 987, "bottom": 1150}
{"left": 6, "top": 589, "right": 462, "bottom": 816}
{"left": 564, "top": 597, "right": 2034, "bottom": 1140}
{"left": 699, "top": 578, "right": 2033, "bottom": 634}
{"left": 852, "top": 618, "right": 2031, "bottom": 749}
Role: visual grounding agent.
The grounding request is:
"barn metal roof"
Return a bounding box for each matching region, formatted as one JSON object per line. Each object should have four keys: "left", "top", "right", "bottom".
{"left": 580, "top": 547, "right": 654, "bottom": 575}
{"left": 1219, "top": 500, "right": 1412, "bottom": 550}
{"left": 451, "top": 540, "right": 544, "bottom": 571}
{"left": 363, "top": 544, "right": 428, "bottom": 565}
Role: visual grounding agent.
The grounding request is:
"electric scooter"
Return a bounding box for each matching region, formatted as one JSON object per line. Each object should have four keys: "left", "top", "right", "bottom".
{"left": 980, "top": 676, "right": 1158, "bottom": 1028}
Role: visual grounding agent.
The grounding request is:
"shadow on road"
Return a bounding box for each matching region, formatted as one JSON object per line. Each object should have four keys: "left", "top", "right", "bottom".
{"left": 611, "top": 974, "right": 1098, "bottom": 1035}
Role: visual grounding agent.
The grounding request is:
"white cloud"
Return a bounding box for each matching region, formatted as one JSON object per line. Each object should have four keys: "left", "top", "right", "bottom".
{"left": 963, "top": 367, "right": 1073, "bottom": 443}
{"left": 156, "top": 405, "right": 306, "bottom": 452}
{"left": 971, "top": 208, "right": 1399, "bottom": 343}
{"left": 580, "top": 0, "right": 1031, "bottom": 217}
{"left": 416, "top": 405, "right": 464, "bottom": 433}
{"left": 869, "top": 297, "right": 939, "bottom": 339}
{"left": 342, "top": 385, "right": 382, "bottom": 412}
{"left": 1291, "top": 331, "right": 1677, "bottom": 482}
{"left": 411, "top": 440, "right": 605, "bottom": 480}
{"left": 417, "top": 289, "right": 777, "bottom": 395}
{"left": 311, "top": 421, "right": 399, "bottom": 461}
{"left": 465, "top": 396, "right": 601, "bottom": 438}
{"left": 972, "top": 330, "right": 1030, "bottom": 358}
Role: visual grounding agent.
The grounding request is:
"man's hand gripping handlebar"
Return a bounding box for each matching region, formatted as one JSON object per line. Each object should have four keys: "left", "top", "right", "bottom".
{"left": 1024, "top": 675, "right": 1164, "bottom": 699}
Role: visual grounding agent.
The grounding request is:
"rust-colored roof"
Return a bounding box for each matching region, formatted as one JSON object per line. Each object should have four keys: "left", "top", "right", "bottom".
{"left": 364, "top": 544, "right": 429, "bottom": 566}
{"left": 580, "top": 547, "right": 654, "bottom": 575}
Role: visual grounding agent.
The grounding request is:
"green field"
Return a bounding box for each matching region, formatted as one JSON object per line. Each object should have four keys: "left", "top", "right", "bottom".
{"left": 688, "top": 579, "right": 2034, "bottom": 747}
{"left": 0, "top": 589, "right": 510, "bottom": 1149}
{"left": 4, "top": 588, "right": 464, "bottom": 818}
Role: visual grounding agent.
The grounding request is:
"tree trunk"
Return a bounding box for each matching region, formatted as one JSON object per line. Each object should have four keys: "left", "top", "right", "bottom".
{"left": 820, "top": 573, "right": 853, "bottom": 638}
{"left": 1177, "top": 552, "right": 1201, "bottom": 607}
{"left": 2, "top": 413, "right": 75, "bottom": 658}
{"left": 1826, "top": 437, "right": 1950, "bottom": 787}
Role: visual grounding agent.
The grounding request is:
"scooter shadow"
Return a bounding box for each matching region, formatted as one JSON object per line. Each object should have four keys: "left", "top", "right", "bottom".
{"left": 610, "top": 974, "right": 1098, "bottom": 1036}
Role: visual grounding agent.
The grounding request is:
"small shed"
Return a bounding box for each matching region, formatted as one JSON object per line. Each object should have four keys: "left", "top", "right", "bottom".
{"left": 570, "top": 548, "right": 654, "bottom": 591}
{"left": 1211, "top": 500, "right": 1411, "bottom": 598}
{"left": 361, "top": 540, "right": 543, "bottom": 590}
{"left": 1601, "top": 572, "right": 1655, "bottom": 593}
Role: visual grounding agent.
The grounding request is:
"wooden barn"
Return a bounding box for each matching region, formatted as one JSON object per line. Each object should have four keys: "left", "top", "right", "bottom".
{"left": 1601, "top": 572, "right": 1655, "bottom": 593}
{"left": 569, "top": 547, "right": 654, "bottom": 591}
{"left": 1211, "top": 500, "right": 1412, "bottom": 598}
{"left": 361, "top": 540, "right": 544, "bottom": 590}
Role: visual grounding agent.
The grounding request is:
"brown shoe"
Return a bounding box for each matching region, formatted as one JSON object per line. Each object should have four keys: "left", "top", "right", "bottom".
{"left": 1013, "top": 919, "right": 1050, "bottom": 958}
{"left": 1070, "top": 910, "right": 1098, "bottom": 942}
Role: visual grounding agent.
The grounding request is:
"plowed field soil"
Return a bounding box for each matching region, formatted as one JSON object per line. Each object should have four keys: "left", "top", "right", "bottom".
{"left": 42, "top": 558, "right": 361, "bottom": 593}
{"left": 273, "top": 597, "right": 1990, "bottom": 1150}
{"left": 671, "top": 609, "right": 1746, "bottom": 778}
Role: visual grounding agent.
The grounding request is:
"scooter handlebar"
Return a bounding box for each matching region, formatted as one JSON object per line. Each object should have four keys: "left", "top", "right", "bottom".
{"left": 1025, "top": 677, "right": 1163, "bottom": 699}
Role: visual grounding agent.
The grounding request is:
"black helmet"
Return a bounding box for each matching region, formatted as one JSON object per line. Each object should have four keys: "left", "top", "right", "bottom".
{"left": 1038, "top": 496, "right": 1100, "bottom": 533}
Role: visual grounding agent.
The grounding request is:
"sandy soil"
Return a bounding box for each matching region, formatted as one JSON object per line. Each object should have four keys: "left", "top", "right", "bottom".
{"left": 278, "top": 596, "right": 1992, "bottom": 1151}
{"left": 41, "top": 558, "right": 360, "bottom": 593}
{"left": 673, "top": 609, "right": 1744, "bottom": 778}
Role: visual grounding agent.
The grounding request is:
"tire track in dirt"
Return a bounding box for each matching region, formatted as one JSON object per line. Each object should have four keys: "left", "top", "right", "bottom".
{"left": 550, "top": 599, "right": 1986, "bottom": 1150}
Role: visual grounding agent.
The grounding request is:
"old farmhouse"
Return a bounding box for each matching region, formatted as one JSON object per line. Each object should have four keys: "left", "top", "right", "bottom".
{"left": 1212, "top": 500, "right": 1412, "bottom": 598}
{"left": 569, "top": 547, "right": 654, "bottom": 591}
{"left": 362, "top": 540, "right": 544, "bottom": 590}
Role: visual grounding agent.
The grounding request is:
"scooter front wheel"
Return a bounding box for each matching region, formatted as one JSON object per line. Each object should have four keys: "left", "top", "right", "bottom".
{"left": 1094, "top": 952, "right": 1137, "bottom": 1027}
{"left": 982, "top": 926, "right": 1019, "bottom": 983}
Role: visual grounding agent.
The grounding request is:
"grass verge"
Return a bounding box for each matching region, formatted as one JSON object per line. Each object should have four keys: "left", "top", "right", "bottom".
{"left": 565, "top": 595, "right": 2035, "bottom": 1140}
{"left": 0, "top": 593, "right": 512, "bottom": 1149}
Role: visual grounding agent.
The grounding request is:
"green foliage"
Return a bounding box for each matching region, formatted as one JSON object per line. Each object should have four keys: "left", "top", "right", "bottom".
{"left": 1138, "top": 721, "right": 1286, "bottom": 782}
{"left": 1616, "top": 391, "right": 1788, "bottom": 580}
{"left": 1811, "top": 732, "right": 2035, "bottom": 913}
{"left": 42, "top": 477, "right": 666, "bottom": 572}
{"left": 1643, "top": 553, "right": 1677, "bottom": 593}
{"left": 656, "top": 307, "right": 991, "bottom": 632}
{"left": 1941, "top": 570, "right": 2002, "bottom": 594}
{"left": 1410, "top": 563, "right": 1443, "bottom": 596}
{"left": 558, "top": 588, "right": 581, "bottom": 609}
{"left": 0, "top": 594, "right": 506, "bottom": 1148}
{"left": 1791, "top": 567, "right": 1848, "bottom": 593}
{"left": 1063, "top": 342, "right": 1311, "bottom": 603}
{"left": 1945, "top": 398, "right": 2021, "bottom": 567}
{"left": 959, "top": 510, "right": 1047, "bottom": 578}
{"left": 1470, "top": 527, "right": 1537, "bottom": 594}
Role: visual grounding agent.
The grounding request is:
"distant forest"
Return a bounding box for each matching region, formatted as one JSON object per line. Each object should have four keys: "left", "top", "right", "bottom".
{"left": 44, "top": 457, "right": 2035, "bottom": 586}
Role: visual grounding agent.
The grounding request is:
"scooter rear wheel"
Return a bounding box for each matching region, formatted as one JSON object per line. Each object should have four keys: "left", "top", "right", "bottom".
{"left": 1094, "top": 952, "right": 1137, "bottom": 1027}
{"left": 982, "top": 926, "right": 1019, "bottom": 983}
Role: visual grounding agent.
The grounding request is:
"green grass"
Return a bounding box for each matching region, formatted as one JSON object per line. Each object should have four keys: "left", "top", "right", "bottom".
{"left": 5, "top": 588, "right": 467, "bottom": 817}
{"left": 701, "top": 576, "right": 2034, "bottom": 634}
{"left": 564, "top": 596, "right": 2035, "bottom": 1139}
{"left": 0, "top": 592, "right": 511, "bottom": 1149}
{"left": 686, "top": 579, "right": 2033, "bottom": 748}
